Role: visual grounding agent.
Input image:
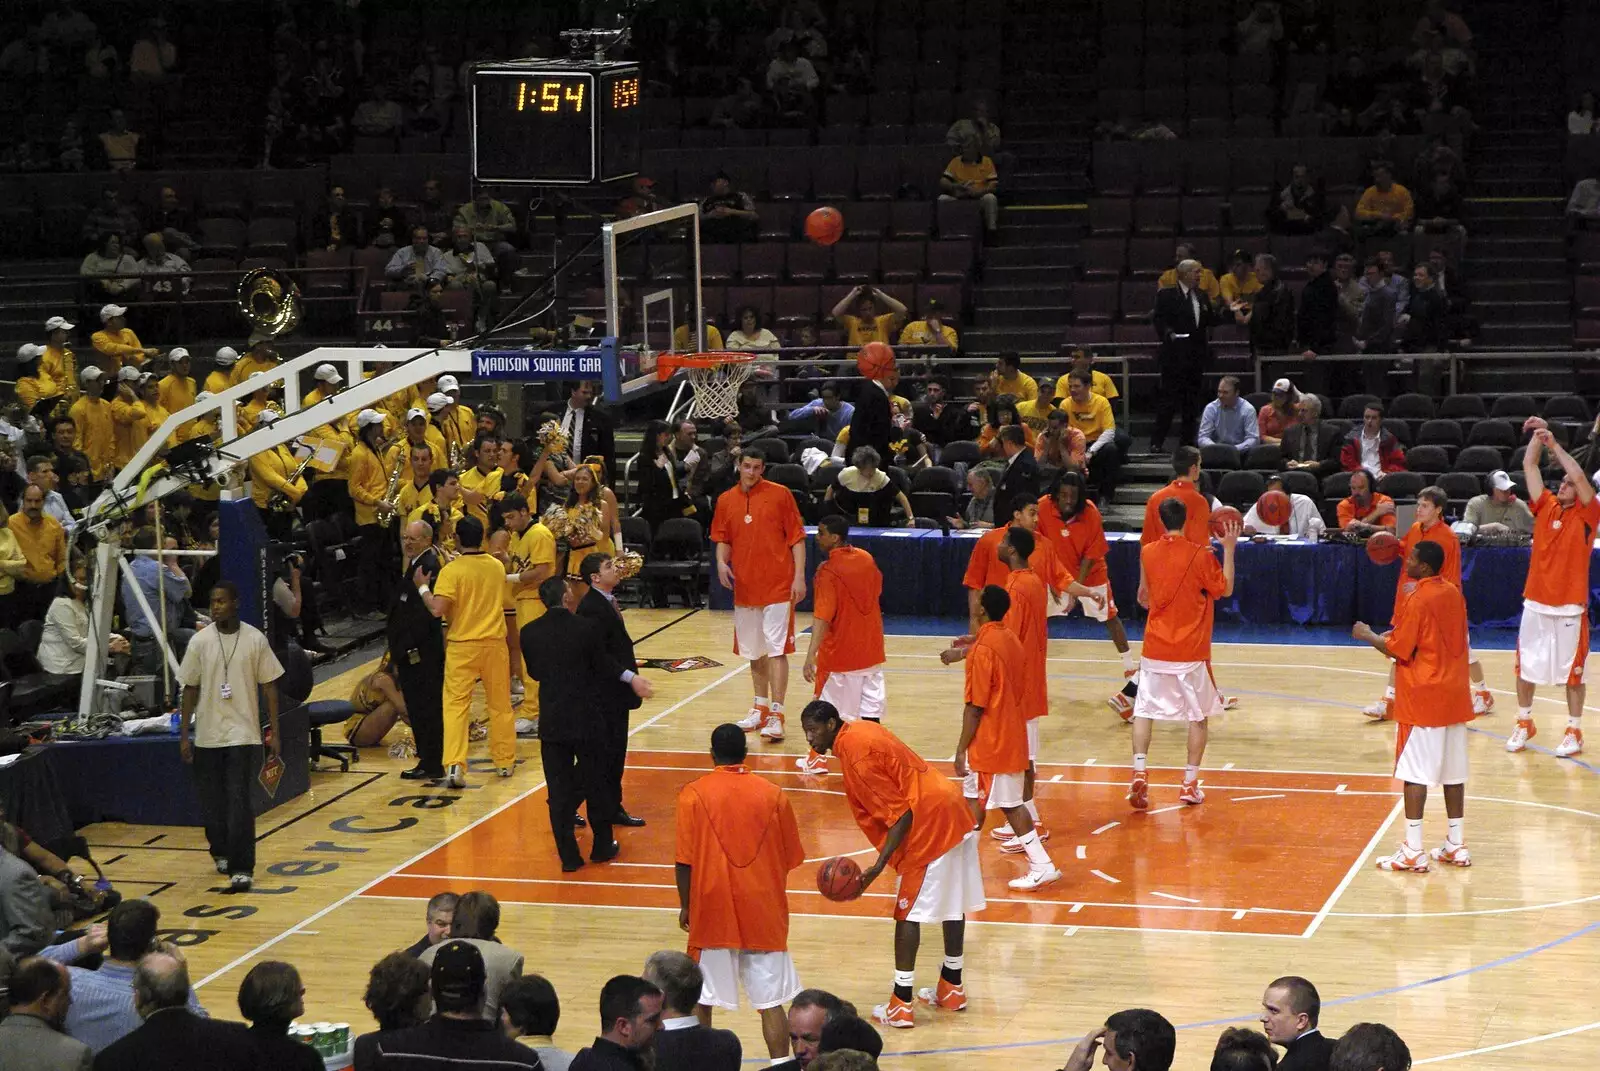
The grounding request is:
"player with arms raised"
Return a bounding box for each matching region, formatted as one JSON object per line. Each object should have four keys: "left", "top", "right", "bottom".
{"left": 711, "top": 447, "right": 807, "bottom": 742}
{"left": 800, "top": 700, "right": 984, "bottom": 1031}
{"left": 1509, "top": 428, "right": 1596, "bottom": 757}
{"left": 799, "top": 516, "right": 887, "bottom": 775}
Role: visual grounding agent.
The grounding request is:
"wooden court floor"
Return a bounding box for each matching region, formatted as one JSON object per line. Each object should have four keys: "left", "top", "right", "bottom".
{"left": 80, "top": 609, "right": 1600, "bottom": 1070}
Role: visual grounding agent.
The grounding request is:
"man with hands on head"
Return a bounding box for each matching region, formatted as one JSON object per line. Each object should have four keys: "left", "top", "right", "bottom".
{"left": 1056, "top": 1008, "right": 1177, "bottom": 1071}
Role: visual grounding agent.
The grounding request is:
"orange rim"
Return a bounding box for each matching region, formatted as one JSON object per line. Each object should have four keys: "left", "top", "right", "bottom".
{"left": 655, "top": 350, "right": 759, "bottom": 381}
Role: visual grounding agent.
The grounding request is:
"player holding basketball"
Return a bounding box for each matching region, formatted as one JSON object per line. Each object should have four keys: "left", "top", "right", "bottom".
{"left": 1036, "top": 470, "right": 1136, "bottom": 717}
{"left": 1509, "top": 428, "right": 1595, "bottom": 757}
{"left": 1130, "top": 498, "right": 1238, "bottom": 809}
{"left": 799, "top": 700, "right": 985, "bottom": 1030}
{"left": 712, "top": 447, "right": 807, "bottom": 742}
{"left": 1361, "top": 487, "right": 1495, "bottom": 719}
{"left": 799, "top": 516, "right": 887, "bottom": 775}
{"left": 952, "top": 584, "right": 1061, "bottom": 890}
{"left": 1353, "top": 539, "right": 1475, "bottom": 871}
{"left": 675, "top": 724, "right": 806, "bottom": 1059}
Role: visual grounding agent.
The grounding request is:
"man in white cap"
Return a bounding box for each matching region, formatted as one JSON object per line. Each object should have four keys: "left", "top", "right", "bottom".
{"left": 41, "top": 316, "right": 78, "bottom": 394}
{"left": 1462, "top": 469, "right": 1533, "bottom": 537}
{"left": 388, "top": 404, "right": 447, "bottom": 476}
{"left": 436, "top": 375, "right": 476, "bottom": 455}
{"left": 297, "top": 366, "right": 357, "bottom": 523}
{"left": 350, "top": 408, "right": 394, "bottom": 613}
{"left": 91, "top": 304, "right": 160, "bottom": 374}
{"left": 247, "top": 409, "right": 304, "bottom": 540}
{"left": 204, "top": 346, "right": 238, "bottom": 396}
{"left": 306, "top": 363, "right": 345, "bottom": 408}
{"left": 68, "top": 369, "right": 115, "bottom": 484}
{"left": 239, "top": 372, "right": 276, "bottom": 436}
{"left": 110, "top": 365, "right": 149, "bottom": 468}
{"left": 394, "top": 423, "right": 440, "bottom": 519}
{"left": 230, "top": 336, "right": 279, "bottom": 387}
{"left": 427, "top": 391, "right": 467, "bottom": 467}
{"left": 158, "top": 347, "right": 198, "bottom": 441}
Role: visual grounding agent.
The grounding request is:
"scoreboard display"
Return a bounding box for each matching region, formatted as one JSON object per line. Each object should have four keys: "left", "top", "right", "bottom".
{"left": 471, "top": 60, "right": 641, "bottom": 185}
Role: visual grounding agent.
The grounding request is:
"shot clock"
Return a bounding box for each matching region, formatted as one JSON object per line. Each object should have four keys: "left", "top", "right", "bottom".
{"left": 470, "top": 59, "right": 642, "bottom": 184}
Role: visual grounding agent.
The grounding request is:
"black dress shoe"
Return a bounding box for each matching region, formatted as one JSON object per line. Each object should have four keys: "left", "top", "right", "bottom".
{"left": 561, "top": 858, "right": 585, "bottom": 873}
{"left": 572, "top": 813, "right": 587, "bottom": 828}
{"left": 400, "top": 766, "right": 443, "bottom": 780}
{"left": 590, "top": 840, "right": 620, "bottom": 863}
{"left": 613, "top": 810, "right": 647, "bottom": 827}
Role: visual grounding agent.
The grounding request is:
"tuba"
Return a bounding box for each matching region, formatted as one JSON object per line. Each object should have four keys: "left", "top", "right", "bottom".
{"left": 237, "top": 267, "right": 302, "bottom": 339}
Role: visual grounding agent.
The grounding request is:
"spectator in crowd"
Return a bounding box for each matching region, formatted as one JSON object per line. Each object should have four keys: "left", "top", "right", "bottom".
{"left": 417, "top": 179, "right": 455, "bottom": 245}
{"left": 1462, "top": 469, "right": 1534, "bottom": 536}
{"left": 1341, "top": 402, "right": 1406, "bottom": 473}
{"left": 1565, "top": 173, "right": 1600, "bottom": 223}
{"left": 911, "top": 376, "right": 975, "bottom": 446}
{"left": 698, "top": 172, "right": 759, "bottom": 244}
{"left": 831, "top": 286, "right": 907, "bottom": 346}
{"left": 1016, "top": 377, "right": 1059, "bottom": 430}
{"left": 771, "top": 990, "right": 850, "bottom": 1071}
{"left": 0, "top": 957, "right": 91, "bottom": 1071}
{"left": 1426, "top": 248, "right": 1476, "bottom": 347}
{"left": 1282, "top": 395, "right": 1342, "bottom": 479}
{"left": 990, "top": 424, "right": 1039, "bottom": 522}
{"left": 1355, "top": 163, "right": 1414, "bottom": 239}
{"left": 978, "top": 394, "right": 1033, "bottom": 457}
{"left": 138, "top": 233, "right": 190, "bottom": 293}
{"left": 897, "top": 298, "right": 959, "bottom": 360}
{"left": 1338, "top": 468, "right": 1397, "bottom": 532}
{"left": 1244, "top": 475, "right": 1326, "bottom": 538}
{"left": 403, "top": 892, "right": 457, "bottom": 957}
{"left": 709, "top": 78, "right": 763, "bottom": 129}
{"left": 614, "top": 176, "right": 662, "bottom": 219}
{"left": 1398, "top": 263, "right": 1449, "bottom": 391}
{"left": 96, "top": 109, "right": 140, "bottom": 172}
{"left": 376, "top": 941, "right": 541, "bottom": 1070}
{"left": 1332, "top": 253, "right": 1363, "bottom": 334}
{"left": 238, "top": 961, "right": 321, "bottom": 1071}
{"left": 351, "top": 82, "right": 405, "bottom": 137}
{"left": 311, "top": 185, "right": 361, "bottom": 251}
{"left": 82, "top": 187, "right": 141, "bottom": 247}
{"left": 386, "top": 227, "right": 449, "bottom": 290}
{"left": 1568, "top": 90, "right": 1596, "bottom": 136}
{"left": 1362, "top": 250, "right": 1410, "bottom": 318}
{"left": 93, "top": 952, "right": 258, "bottom": 1071}
{"left": 939, "top": 143, "right": 1000, "bottom": 236}
{"left": 120, "top": 524, "right": 192, "bottom": 682}
{"left": 367, "top": 187, "right": 410, "bottom": 250}
{"left": 354, "top": 952, "right": 432, "bottom": 1067}
{"left": 441, "top": 225, "right": 498, "bottom": 333}
{"left": 1325, "top": 52, "right": 1376, "bottom": 116}
{"left": 765, "top": 41, "right": 819, "bottom": 123}
{"left": 641, "top": 950, "right": 740, "bottom": 1071}
{"left": 1158, "top": 243, "right": 1221, "bottom": 302}
{"left": 949, "top": 465, "right": 998, "bottom": 529}
{"left": 411, "top": 44, "right": 456, "bottom": 102}
{"left": 405, "top": 77, "right": 451, "bottom": 135}
{"left": 990, "top": 351, "right": 1038, "bottom": 402}
{"left": 501, "top": 974, "right": 572, "bottom": 1070}
{"left": 417, "top": 891, "right": 523, "bottom": 1022}
{"left": 1198, "top": 376, "right": 1259, "bottom": 454}
{"left": 1152, "top": 258, "right": 1221, "bottom": 452}
{"left": 1260, "top": 975, "right": 1334, "bottom": 1071}
{"left": 25, "top": 455, "right": 75, "bottom": 536}
{"left": 0, "top": 840, "right": 52, "bottom": 958}
{"left": 817, "top": 1016, "right": 880, "bottom": 1061}
{"left": 1219, "top": 250, "right": 1262, "bottom": 310}
{"left": 1329, "top": 1023, "right": 1410, "bottom": 1071}
{"left": 1411, "top": 51, "right": 1471, "bottom": 132}
{"left": 1269, "top": 163, "right": 1330, "bottom": 235}
{"left": 825, "top": 446, "right": 912, "bottom": 526}
{"left": 454, "top": 190, "right": 518, "bottom": 270}
{"left": 143, "top": 187, "right": 196, "bottom": 260}
{"left": 128, "top": 17, "right": 179, "bottom": 87}
{"left": 1034, "top": 409, "right": 1086, "bottom": 471}
{"left": 0, "top": 500, "right": 32, "bottom": 623}
{"left": 725, "top": 306, "right": 781, "bottom": 353}
{"left": 1236, "top": 253, "right": 1296, "bottom": 356}
{"left": 789, "top": 382, "right": 854, "bottom": 438}
{"left": 946, "top": 98, "right": 1001, "bottom": 156}
{"left": 571, "top": 974, "right": 663, "bottom": 1071}
{"left": 1412, "top": 172, "right": 1465, "bottom": 241}
{"left": 10, "top": 483, "right": 66, "bottom": 622}
{"left": 79, "top": 234, "right": 140, "bottom": 298}
{"left": 1059, "top": 1008, "right": 1177, "bottom": 1071}
{"left": 1212, "top": 1028, "right": 1277, "bottom": 1071}
{"left": 1297, "top": 251, "right": 1340, "bottom": 386}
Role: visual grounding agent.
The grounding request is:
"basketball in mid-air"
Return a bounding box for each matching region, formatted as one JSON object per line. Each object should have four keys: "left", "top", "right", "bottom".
{"left": 1256, "top": 490, "right": 1291, "bottom": 528}
{"left": 1366, "top": 529, "right": 1402, "bottom": 565}
{"left": 816, "top": 856, "right": 864, "bottom": 902}
{"left": 1209, "top": 505, "right": 1244, "bottom": 538}
{"left": 857, "top": 340, "right": 896, "bottom": 380}
{"left": 805, "top": 206, "right": 844, "bottom": 246}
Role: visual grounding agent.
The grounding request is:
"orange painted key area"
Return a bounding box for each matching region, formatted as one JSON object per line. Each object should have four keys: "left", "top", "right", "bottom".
{"left": 364, "top": 751, "right": 1400, "bottom": 937}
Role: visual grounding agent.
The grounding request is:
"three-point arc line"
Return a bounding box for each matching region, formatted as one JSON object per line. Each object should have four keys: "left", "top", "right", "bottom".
{"left": 1090, "top": 869, "right": 1120, "bottom": 884}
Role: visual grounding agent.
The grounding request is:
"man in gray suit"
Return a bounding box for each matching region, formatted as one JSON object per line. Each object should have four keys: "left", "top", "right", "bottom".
{"left": 418, "top": 891, "right": 523, "bottom": 1022}
{"left": 0, "top": 846, "right": 54, "bottom": 958}
{"left": 0, "top": 958, "right": 93, "bottom": 1071}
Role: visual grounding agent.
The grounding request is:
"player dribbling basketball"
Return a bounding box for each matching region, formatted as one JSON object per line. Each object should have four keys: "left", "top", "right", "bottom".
{"left": 799, "top": 516, "right": 888, "bottom": 774}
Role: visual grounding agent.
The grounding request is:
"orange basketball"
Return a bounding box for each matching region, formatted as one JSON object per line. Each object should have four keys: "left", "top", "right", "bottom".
{"left": 1256, "top": 489, "right": 1291, "bottom": 527}
{"left": 816, "top": 856, "right": 864, "bottom": 902}
{"left": 805, "top": 206, "right": 844, "bottom": 246}
{"left": 1366, "top": 529, "right": 1402, "bottom": 565}
{"left": 1209, "top": 505, "right": 1243, "bottom": 538}
{"left": 857, "top": 340, "right": 896, "bottom": 380}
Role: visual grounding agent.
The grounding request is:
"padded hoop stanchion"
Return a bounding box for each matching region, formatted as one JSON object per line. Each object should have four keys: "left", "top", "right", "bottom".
{"left": 655, "top": 351, "right": 760, "bottom": 419}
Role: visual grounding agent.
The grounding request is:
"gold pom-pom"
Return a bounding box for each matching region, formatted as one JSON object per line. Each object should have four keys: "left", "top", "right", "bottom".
{"left": 614, "top": 549, "right": 643, "bottom": 579}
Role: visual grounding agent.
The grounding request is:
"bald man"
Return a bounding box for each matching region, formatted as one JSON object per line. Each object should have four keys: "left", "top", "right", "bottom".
{"left": 94, "top": 952, "right": 258, "bottom": 1071}
{"left": 390, "top": 520, "right": 446, "bottom": 781}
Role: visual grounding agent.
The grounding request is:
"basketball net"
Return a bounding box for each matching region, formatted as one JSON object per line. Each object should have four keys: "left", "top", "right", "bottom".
{"left": 656, "top": 352, "right": 758, "bottom": 420}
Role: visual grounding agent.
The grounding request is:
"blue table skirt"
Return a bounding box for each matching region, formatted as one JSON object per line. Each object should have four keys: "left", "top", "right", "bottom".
{"left": 710, "top": 529, "right": 1570, "bottom": 628}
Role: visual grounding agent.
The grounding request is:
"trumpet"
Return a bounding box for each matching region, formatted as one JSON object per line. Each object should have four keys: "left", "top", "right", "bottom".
{"left": 267, "top": 440, "right": 315, "bottom": 513}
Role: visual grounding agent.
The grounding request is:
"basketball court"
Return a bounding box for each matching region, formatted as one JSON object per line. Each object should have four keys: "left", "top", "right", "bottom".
{"left": 78, "top": 611, "right": 1600, "bottom": 1069}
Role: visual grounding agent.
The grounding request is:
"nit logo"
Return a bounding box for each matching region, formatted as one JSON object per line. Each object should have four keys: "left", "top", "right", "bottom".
{"left": 898, "top": 898, "right": 910, "bottom": 910}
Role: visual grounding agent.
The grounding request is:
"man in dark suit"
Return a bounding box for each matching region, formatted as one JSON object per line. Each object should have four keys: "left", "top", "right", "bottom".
{"left": 1281, "top": 395, "right": 1344, "bottom": 481}
{"left": 846, "top": 365, "right": 894, "bottom": 467}
{"left": 1151, "top": 258, "right": 1220, "bottom": 453}
{"left": 575, "top": 552, "right": 648, "bottom": 828}
{"left": 570, "top": 975, "right": 664, "bottom": 1071}
{"left": 390, "top": 521, "right": 445, "bottom": 781}
{"left": 991, "top": 425, "right": 1039, "bottom": 524}
{"left": 641, "top": 951, "right": 740, "bottom": 1071}
{"left": 93, "top": 952, "right": 261, "bottom": 1071}
{"left": 522, "top": 577, "right": 653, "bottom": 871}
{"left": 1261, "top": 975, "right": 1335, "bottom": 1071}
{"left": 552, "top": 380, "right": 615, "bottom": 481}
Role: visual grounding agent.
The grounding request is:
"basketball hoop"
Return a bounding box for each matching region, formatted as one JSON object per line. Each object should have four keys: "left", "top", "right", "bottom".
{"left": 655, "top": 351, "right": 759, "bottom": 419}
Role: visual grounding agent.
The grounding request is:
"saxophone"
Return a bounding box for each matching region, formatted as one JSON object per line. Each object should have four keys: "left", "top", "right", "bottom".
{"left": 267, "top": 441, "right": 315, "bottom": 513}
{"left": 58, "top": 346, "right": 79, "bottom": 412}
{"left": 375, "top": 448, "right": 407, "bottom": 523}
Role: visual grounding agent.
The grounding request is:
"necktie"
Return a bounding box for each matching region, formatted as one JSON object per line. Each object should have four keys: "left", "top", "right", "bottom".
{"left": 562, "top": 406, "right": 585, "bottom": 458}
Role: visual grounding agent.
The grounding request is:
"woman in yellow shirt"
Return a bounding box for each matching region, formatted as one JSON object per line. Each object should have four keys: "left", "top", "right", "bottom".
{"left": 0, "top": 501, "right": 31, "bottom": 611}
{"left": 343, "top": 655, "right": 410, "bottom": 748}
{"left": 562, "top": 462, "right": 616, "bottom": 576}
{"left": 13, "top": 345, "right": 60, "bottom": 411}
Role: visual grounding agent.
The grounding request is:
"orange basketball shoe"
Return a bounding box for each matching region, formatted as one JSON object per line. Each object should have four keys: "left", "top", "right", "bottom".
{"left": 917, "top": 979, "right": 968, "bottom": 1011}
{"left": 1107, "top": 691, "right": 1134, "bottom": 721}
{"left": 872, "top": 996, "right": 915, "bottom": 1029}
{"left": 1128, "top": 774, "right": 1149, "bottom": 810}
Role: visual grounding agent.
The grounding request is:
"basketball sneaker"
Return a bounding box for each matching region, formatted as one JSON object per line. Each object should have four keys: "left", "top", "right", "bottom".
{"left": 1178, "top": 780, "right": 1205, "bottom": 805}
{"left": 443, "top": 764, "right": 467, "bottom": 789}
{"left": 917, "top": 979, "right": 968, "bottom": 1011}
{"left": 796, "top": 751, "right": 828, "bottom": 775}
{"left": 1127, "top": 775, "right": 1149, "bottom": 810}
{"left": 1008, "top": 867, "right": 1062, "bottom": 891}
{"left": 1430, "top": 841, "right": 1472, "bottom": 867}
{"left": 1556, "top": 728, "right": 1585, "bottom": 757}
{"left": 989, "top": 824, "right": 1015, "bottom": 841}
{"left": 736, "top": 707, "right": 768, "bottom": 731}
{"left": 759, "top": 714, "right": 785, "bottom": 742}
{"left": 998, "top": 827, "right": 1050, "bottom": 854}
{"left": 1472, "top": 688, "right": 1494, "bottom": 716}
{"left": 872, "top": 997, "right": 915, "bottom": 1029}
{"left": 1107, "top": 691, "right": 1134, "bottom": 721}
{"left": 1376, "top": 846, "right": 1430, "bottom": 873}
{"left": 1222, "top": 695, "right": 1240, "bottom": 710}
{"left": 1361, "top": 695, "right": 1393, "bottom": 721}
{"left": 1505, "top": 719, "right": 1536, "bottom": 752}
